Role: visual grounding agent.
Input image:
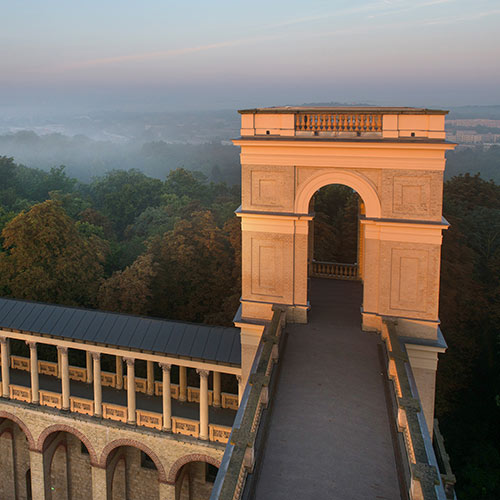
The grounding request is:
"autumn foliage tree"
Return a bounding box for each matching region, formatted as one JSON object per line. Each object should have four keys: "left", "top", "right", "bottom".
{"left": 0, "top": 200, "right": 108, "bottom": 306}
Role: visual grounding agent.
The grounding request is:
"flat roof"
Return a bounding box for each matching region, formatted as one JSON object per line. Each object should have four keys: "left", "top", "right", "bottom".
{"left": 0, "top": 298, "right": 241, "bottom": 366}
{"left": 239, "top": 106, "right": 448, "bottom": 115}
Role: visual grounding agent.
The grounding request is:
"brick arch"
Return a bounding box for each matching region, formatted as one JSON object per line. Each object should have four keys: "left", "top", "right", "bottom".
{"left": 99, "top": 439, "right": 167, "bottom": 483}
{"left": 167, "top": 454, "right": 221, "bottom": 484}
{"left": 37, "top": 424, "right": 98, "bottom": 466}
{"left": 0, "top": 410, "right": 36, "bottom": 450}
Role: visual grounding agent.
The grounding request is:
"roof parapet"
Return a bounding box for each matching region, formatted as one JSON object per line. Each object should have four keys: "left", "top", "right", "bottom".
{"left": 238, "top": 106, "right": 448, "bottom": 141}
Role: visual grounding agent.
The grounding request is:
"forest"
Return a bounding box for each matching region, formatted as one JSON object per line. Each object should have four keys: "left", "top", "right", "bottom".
{"left": 0, "top": 155, "right": 499, "bottom": 499}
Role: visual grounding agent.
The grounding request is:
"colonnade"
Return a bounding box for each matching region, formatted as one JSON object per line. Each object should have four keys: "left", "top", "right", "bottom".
{"left": 0, "top": 334, "right": 242, "bottom": 441}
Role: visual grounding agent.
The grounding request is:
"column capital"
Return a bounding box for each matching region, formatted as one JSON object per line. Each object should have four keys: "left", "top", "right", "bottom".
{"left": 196, "top": 369, "right": 209, "bottom": 378}
{"left": 159, "top": 363, "right": 171, "bottom": 372}
{"left": 91, "top": 352, "right": 101, "bottom": 361}
{"left": 26, "top": 340, "right": 37, "bottom": 349}
{"left": 57, "top": 346, "right": 68, "bottom": 355}
{"left": 0, "top": 336, "right": 8, "bottom": 345}
{"left": 236, "top": 375, "right": 242, "bottom": 382}
{"left": 123, "top": 357, "right": 135, "bottom": 367}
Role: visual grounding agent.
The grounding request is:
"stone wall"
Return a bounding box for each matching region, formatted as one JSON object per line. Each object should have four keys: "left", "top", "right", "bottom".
{"left": 0, "top": 399, "right": 224, "bottom": 500}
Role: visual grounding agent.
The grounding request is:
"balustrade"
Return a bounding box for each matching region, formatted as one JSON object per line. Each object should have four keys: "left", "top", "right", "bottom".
{"left": 295, "top": 112, "right": 382, "bottom": 134}
{"left": 0, "top": 332, "right": 238, "bottom": 445}
{"left": 311, "top": 260, "right": 359, "bottom": 280}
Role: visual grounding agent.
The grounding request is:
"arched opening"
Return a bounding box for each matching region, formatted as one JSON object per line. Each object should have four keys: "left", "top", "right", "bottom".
{"left": 175, "top": 461, "right": 219, "bottom": 500}
{"left": 307, "top": 183, "right": 365, "bottom": 319}
{"left": 105, "top": 446, "right": 160, "bottom": 500}
{"left": 0, "top": 417, "right": 31, "bottom": 500}
{"left": 41, "top": 430, "right": 92, "bottom": 500}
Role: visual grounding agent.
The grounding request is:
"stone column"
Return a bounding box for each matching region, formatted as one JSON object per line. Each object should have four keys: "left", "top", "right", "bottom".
{"left": 27, "top": 341, "right": 39, "bottom": 404}
{"left": 92, "top": 352, "right": 102, "bottom": 417}
{"left": 86, "top": 351, "right": 93, "bottom": 383}
{"left": 91, "top": 465, "right": 107, "bottom": 500}
{"left": 115, "top": 355, "right": 123, "bottom": 390}
{"left": 147, "top": 360, "right": 154, "bottom": 395}
{"left": 213, "top": 371, "right": 221, "bottom": 407}
{"left": 124, "top": 357, "right": 136, "bottom": 424}
{"left": 57, "top": 347, "right": 62, "bottom": 378}
{"left": 197, "top": 369, "right": 209, "bottom": 440}
{"left": 29, "top": 449, "right": 46, "bottom": 500}
{"left": 179, "top": 365, "right": 187, "bottom": 402}
{"left": 58, "top": 346, "right": 70, "bottom": 410}
{"left": 160, "top": 363, "right": 172, "bottom": 431}
{"left": 0, "top": 336, "right": 10, "bottom": 398}
{"left": 237, "top": 375, "right": 244, "bottom": 404}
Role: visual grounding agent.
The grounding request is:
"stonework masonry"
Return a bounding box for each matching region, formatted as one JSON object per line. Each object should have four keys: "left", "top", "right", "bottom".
{"left": 0, "top": 399, "right": 224, "bottom": 499}
{"left": 234, "top": 107, "right": 455, "bottom": 434}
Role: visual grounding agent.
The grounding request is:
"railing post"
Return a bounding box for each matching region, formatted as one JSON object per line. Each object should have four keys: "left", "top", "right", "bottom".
{"left": 27, "top": 341, "right": 39, "bottom": 404}
{"left": 213, "top": 371, "right": 221, "bottom": 407}
{"left": 179, "top": 365, "right": 187, "bottom": 402}
{"left": 160, "top": 363, "right": 172, "bottom": 432}
{"left": 115, "top": 355, "right": 123, "bottom": 390}
{"left": 197, "top": 369, "right": 209, "bottom": 440}
{"left": 86, "top": 351, "right": 93, "bottom": 383}
{"left": 92, "top": 352, "right": 102, "bottom": 417}
{"left": 0, "top": 337, "right": 10, "bottom": 398}
{"left": 124, "top": 357, "right": 136, "bottom": 424}
{"left": 58, "top": 346, "right": 70, "bottom": 410}
{"left": 237, "top": 375, "right": 244, "bottom": 405}
{"left": 147, "top": 360, "right": 154, "bottom": 396}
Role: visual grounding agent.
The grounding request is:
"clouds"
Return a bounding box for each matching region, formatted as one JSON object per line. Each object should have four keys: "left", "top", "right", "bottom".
{"left": 0, "top": 0, "right": 498, "bottom": 108}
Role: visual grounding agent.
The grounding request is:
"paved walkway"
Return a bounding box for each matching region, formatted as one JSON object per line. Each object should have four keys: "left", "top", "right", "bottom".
{"left": 253, "top": 279, "right": 401, "bottom": 500}
{"left": 9, "top": 369, "right": 236, "bottom": 427}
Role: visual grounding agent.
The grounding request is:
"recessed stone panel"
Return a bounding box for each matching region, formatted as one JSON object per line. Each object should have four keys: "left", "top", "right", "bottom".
{"left": 390, "top": 248, "right": 428, "bottom": 313}
{"left": 393, "top": 176, "right": 431, "bottom": 216}
{"left": 241, "top": 165, "right": 294, "bottom": 212}
{"left": 251, "top": 237, "right": 284, "bottom": 298}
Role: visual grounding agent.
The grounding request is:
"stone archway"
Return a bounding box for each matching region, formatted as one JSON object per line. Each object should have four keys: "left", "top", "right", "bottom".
{"left": 40, "top": 426, "right": 94, "bottom": 500}
{"left": 37, "top": 424, "right": 98, "bottom": 465}
{"left": 0, "top": 414, "right": 33, "bottom": 500}
{"left": 168, "top": 454, "right": 221, "bottom": 500}
{"left": 101, "top": 439, "right": 166, "bottom": 500}
{"left": 0, "top": 411, "right": 36, "bottom": 450}
{"left": 295, "top": 169, "right": 381, "bottom": 218}
{"left": 234, "top": 106, "right": 454, "bottom": 430}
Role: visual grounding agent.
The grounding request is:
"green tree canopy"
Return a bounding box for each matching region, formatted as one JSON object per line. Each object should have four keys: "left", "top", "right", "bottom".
{"left": 0, "top": 200, "right": 108, "bottom": 306}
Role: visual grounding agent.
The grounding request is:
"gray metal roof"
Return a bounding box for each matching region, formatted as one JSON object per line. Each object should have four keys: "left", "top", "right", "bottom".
{"left": 0, "top": 298, "right": 241, "bottom": 365}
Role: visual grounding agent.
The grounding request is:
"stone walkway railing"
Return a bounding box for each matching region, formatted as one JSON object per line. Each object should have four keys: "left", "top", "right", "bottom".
{"left": 381, "top": 319, "right": 448, "bottom": 500}
{"left": 209, "top": 306, "right": 285, "bottom": 500}
{"left": 1, "top": 336, "right": 236, "bottom": 444}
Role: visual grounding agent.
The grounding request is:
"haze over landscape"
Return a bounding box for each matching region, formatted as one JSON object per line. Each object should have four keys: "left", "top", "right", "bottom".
{"left": 0, "top": 3, "right": 500, "bottom": 498}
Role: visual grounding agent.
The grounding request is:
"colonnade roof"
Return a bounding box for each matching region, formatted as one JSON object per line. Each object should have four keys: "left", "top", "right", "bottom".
{"left": 0, "top": 297, "right": 241, "bottom": 365}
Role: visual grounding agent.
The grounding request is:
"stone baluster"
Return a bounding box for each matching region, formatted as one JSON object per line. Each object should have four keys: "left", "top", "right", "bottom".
{"left": 237, "top": 375, "right": 244, "bottom": 404}
{"left": 179, "top": 366, "right": 187, "bottom": 402}
{"left": 197, "top": 369, "right": 209, "bottom": 440}
{"left": 124, "top": 357, "right": 136, "bottom": 424}
{"left": 86, "top": 351, "right": 93, "bottom": 383}
{"left": 115, "top": 355, "right": 123, "bottom": 390}
{"left": 160, "top": 363, "right": 172, "bottom": 431}
{"left": 58, "top": 346, "right": 70, "bottom": 410}
{"left": 0, "top": 337, "right": 9, "bottom": 398}
{"left": 92, "top": 352, "right": 102, "bottom": 417}
{"left": 147, "top": 360, "right": 154, "bottom": 396}
{"left": 213, "top": 371, "right": 221, "bottom": 408}
{"left": 27, "top": 341, "right": 39, "bottom": 404}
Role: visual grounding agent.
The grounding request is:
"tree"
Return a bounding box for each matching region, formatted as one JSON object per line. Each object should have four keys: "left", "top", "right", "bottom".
{"left": 98, "top": 253, "right": 156, "bottom": 315}
{"left": 90, "top": 169, "right": 163, "bottom": 236}
{"left": 148, "top": 211, "right": 238, "bottom": 324}
{"left": 0, "top": 200, "right": 107, "bottom": 306}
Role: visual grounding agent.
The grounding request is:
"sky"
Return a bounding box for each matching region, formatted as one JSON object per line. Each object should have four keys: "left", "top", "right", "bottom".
{"left": 1, "top": 0, "right": 500, "bottom": 114}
